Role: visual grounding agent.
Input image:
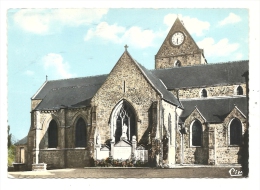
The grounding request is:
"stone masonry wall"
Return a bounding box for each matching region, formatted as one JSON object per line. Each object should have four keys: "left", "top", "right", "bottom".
{"left": 215, "top": 108, "right": 247, "bottom": 164}
{"left": 91, "top": 51, "right": 160, "bottom": 145}
{"left": 161, "top": 100, "right": 177, "bottom": 165}
{"left": 155, "top": 18, "right": 205, "bottom": 69}
{"left": 31, "top": 100, "right": 42, "bottom": 111}
{"left": 156, "top": 53, "right": 203, "bottom": 69}
{"left": 171, "top": 84, "right": 246, "bottom": 99}
{"left": 182, "top": 109, "right": 208, "bottom": 164}
{"left": 29, "top": 107, "right": 92, "bottom": 168}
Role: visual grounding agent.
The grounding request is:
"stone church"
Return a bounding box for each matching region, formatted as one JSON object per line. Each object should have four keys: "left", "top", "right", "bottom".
{"left": 15, "top": 18, "right": 248, "bottom": 170}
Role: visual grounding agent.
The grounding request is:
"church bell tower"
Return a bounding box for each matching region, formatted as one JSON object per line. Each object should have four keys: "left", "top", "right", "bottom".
{"left": 155, "top": 17, "right": 207, "bottom": 69}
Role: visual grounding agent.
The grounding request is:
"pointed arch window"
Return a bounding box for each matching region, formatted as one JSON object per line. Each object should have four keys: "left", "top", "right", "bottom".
{"left": 229, "top": 118, "right": 242, "bottom": 145}
{"left": 113, "top": 102, "right": 136, "bottom": 143}
{"left": 236, "top": 86, "right": 243, "bottom": 95}
{"left": 201, "top": 89, "right": 207, "bottom": 98}
{"left": 48, "top": 120, "right": 58, "bottom": 148}
{"left": 191, "top": 120, "right": 202, "bottom": 146}
{"left": 75, "top": 118, "right": 87, "bottom": 147}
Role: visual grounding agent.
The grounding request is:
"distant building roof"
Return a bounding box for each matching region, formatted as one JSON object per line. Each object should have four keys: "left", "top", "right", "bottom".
{"left": 152, "top": 60, "right": 249, "bottom": 90}
{"left": 179, "top": 96, "right": 247, "bottom": 123}
{"left": 14, "top": 136, "right": 27, "bottom": 146}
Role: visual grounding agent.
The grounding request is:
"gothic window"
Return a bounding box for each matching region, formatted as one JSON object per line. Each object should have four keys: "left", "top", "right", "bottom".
{"left": 191, "top": 120, "right": 202, "bottom": 146}
{"left": 114, "top": 103, "right": 136, "bottom": 143}
{"left": 229, "top": 118, "right": 242, "bottom": 145}
{"left": 201, "top": 89, "right": 207, "bottom": 98}
{"left": 48, "top": 120, "right": 58, "bottom": 148}
{"left": 236, "top": 86, "right": 243, "bottom": 95}
{"left": 75, "top": 118, "right": 87, "bottom": 147}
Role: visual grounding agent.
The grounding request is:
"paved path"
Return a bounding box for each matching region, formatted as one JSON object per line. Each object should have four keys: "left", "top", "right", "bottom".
{"left": 8, "top": 166, "right": 244, "bottom": 178}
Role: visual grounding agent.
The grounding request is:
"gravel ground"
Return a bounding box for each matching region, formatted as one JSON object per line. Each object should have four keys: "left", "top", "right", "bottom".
{"left": 8, "top": 166, "right": 245, "bottom": 179}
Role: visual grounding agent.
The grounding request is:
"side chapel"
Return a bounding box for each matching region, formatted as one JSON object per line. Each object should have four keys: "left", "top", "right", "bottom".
{"left": 15, "top": 18, "right": 248, "bottom": 170}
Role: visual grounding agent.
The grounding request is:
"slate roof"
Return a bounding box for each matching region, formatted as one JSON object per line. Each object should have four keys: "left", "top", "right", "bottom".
{"left": 32, "top": 58, "right": 248, "bottom": 111}
{"left": 14, "top": 136, "right": 27, "bottom": 145}
{"left": 33, "top": 75, "right": 108, "bottom": 110}
{"left": 152, "top": 60, "right": 249, "bottom": 90}
{"left": 35, "top": 84, "right": 102, "bottom": 110}
{"left": 179, "top": 96, "right": 247, "bottom": 123}
{"left": 135, "top": 61, "right": 182, "bottom": 107}
{"left": 32, "top": 74, "right": 108, "bottom": 100}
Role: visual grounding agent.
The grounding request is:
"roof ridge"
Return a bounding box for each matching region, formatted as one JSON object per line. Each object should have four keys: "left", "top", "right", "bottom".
{"left": 180, "top": 96, "right": 246, "bottom": 101}
{"left": 51, "top": 83, "right": 103, "bottom": 91}
{"left": 151, "top": 60, "right": 249, "bottom": 72}
{"left": 47, "top": 73, "right": 108, "bottom": 82}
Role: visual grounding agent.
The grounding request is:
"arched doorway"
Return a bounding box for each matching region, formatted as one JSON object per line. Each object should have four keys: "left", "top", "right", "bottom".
{"left": 110, "top": 100, "right": 137, "bottom": 143}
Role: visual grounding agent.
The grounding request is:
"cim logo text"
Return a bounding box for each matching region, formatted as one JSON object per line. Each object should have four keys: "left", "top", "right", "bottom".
{"left": 229, "top": 168, "right": 243, "bottom": 177}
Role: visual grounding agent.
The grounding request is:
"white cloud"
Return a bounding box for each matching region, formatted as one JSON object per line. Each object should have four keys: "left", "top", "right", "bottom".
{"left": 218, "top": 13, "right": 241, "bottom": 26}
{"left": 84, "top": 22, "right": 157, "bottom": 48}
{"left": 24, "top": 70, "right": 34, "bottom": 76}
{"left": 13, "top": 9, "right": 108, "bottom": 34}
{"left": 197, "top": 37, "right": 239, "bottom": 58}
{"left": 42, "top": 53, "right": 73, "bottom": 78}
{"left": 164, "top": 14, "right": 210, "bottom": 36}
{"left": 84, "top": 22, "right": 125, "bottom": 42}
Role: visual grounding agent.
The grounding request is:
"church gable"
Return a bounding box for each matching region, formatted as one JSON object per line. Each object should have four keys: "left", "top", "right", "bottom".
{"left": 91, "top": 49, "right": 161, "bottom": 143}
{"left": 155, "top": 18, "right": 206, "bottom": 69}
{"left": 92, "top": 49, "right": 159, "bottom": 107}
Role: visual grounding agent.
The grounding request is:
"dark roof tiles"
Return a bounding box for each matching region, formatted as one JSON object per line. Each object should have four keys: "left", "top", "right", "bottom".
{"left": 152, "top": 60, "right": 248, "bottom": 89}
{"left": 179, "top": 96, "right": 247, "bottom": 123}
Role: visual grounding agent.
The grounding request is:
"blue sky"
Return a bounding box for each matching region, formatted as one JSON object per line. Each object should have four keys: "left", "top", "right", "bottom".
{"left": 7, "top": 8, "right": 249, "bottom": 140}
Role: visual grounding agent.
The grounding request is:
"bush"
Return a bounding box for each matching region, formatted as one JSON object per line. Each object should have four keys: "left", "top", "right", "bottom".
{"left": 8, "top": 145, "right": 16, "bottom": 166}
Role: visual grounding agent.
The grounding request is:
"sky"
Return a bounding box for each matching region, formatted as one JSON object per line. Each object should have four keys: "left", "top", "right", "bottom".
{"left": 7, "top": 8, "right": 249, "bottom": 140}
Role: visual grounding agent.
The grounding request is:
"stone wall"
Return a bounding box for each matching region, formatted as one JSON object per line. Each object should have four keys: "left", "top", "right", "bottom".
{"left": 161, "top": 100, "right": 177, "bottom": 165}
{"left": 39, "top": 150, "right": 64, "bottom": 168}
{"left": 181, "top": 109, "right": 208, "bottom": 164}
{"left": 31, "top": 100, "right": 42, "bottom": 111}
{"left": 171, "top": 84, "right": 246, "bottom": 99}
{"left": 155, "top": 18, "right": 206, "bottom": 69}
{"left": 215, "top": 108, "right": 247, "bottom": 164}
{"left": 175, "top": 106, "right": 247, "bottom": 165}
{"left": 155, "top": 52, "right": 204, "bottom": 69}
{"left": 91, "top": 51, "right": 160, "bottom": 145}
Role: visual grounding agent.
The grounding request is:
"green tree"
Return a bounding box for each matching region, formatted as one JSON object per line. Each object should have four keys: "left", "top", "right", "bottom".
{"left": 8, "top": 125, "right": 16, "bottom": 166}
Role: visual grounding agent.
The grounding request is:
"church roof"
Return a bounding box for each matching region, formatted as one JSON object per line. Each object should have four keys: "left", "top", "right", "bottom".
{"left": 32, "top": 58, "right": 248, "bottom": 111}
{"left": 35, "top": 82, "right": 104, "bottom": 110}
{"left": 135, "top": 60, "right": 182, "bottom": 107}
{"left": 14, "top": 136, "right": 27, "bottom": 145}
{"left": 152, "top": 60, "right": 248, "bottom": 90}
{"left": 32, "top": 74, "right": 108, "bottom": 100}
{"left": 179, "top": 96, "right": 247, "bottom": 123}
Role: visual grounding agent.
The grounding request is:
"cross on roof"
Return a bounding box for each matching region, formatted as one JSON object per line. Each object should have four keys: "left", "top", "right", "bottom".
{"left": 124, "top": 44, "right": 128, "bottom": 51}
